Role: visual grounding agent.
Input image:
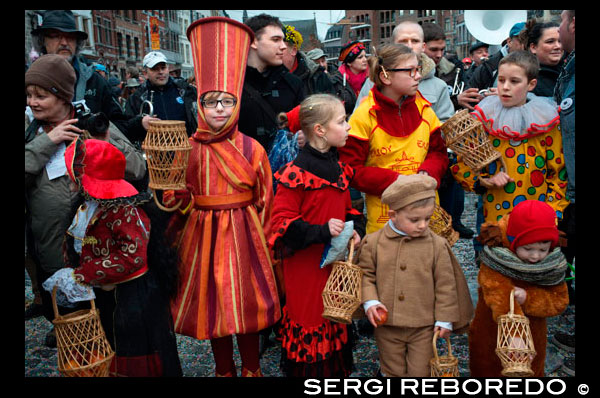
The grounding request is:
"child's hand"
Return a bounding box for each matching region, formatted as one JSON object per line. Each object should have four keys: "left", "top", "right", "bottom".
{"left": 296, "top": 130, "right": 306, "bottom": 148}
{"left": 328, "top": 218, "right": 345, "bottom": 237}
{"left": 366, "top": 304, "right": 388, "bottom": 328}
{"left": 480, "top": 172, "right": 514, "bottom": 189}
{"left": 513, "top": 287, "right": 527, "bottom": 305}
{"left": 352, "top": 230, "right": 361, "bottom": 246}
{"left": 434, "top": 325, "right": 451, "bottom": 339}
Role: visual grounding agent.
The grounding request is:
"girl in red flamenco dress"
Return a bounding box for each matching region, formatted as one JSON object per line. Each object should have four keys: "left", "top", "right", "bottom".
{"left": 269, "top": 93, "right": 362, "bottom": 377}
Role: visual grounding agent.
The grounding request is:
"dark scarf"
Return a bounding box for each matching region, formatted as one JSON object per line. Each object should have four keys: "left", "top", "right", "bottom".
{"left": 293, "top": 144, "right": 342, "bottom": 184}
{"left": 479, "top": 246, "right": 567, "bottom": 286}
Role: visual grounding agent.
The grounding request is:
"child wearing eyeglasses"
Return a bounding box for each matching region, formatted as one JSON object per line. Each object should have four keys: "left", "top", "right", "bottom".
{"left": 163, "top": 17, "right": 280, "bottom": 377}
{"left": 338, "top": 43, "right": 449, "bottom": 235}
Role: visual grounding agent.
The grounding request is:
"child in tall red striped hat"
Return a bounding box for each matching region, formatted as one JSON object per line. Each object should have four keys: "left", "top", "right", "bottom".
{"left": 163, "top": 17, "right": 281, "bottom": 377}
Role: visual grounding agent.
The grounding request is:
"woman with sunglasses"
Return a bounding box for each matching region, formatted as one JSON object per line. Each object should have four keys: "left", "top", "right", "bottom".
{"left": 338, "top": 44, "right": 449, "bottom": 235}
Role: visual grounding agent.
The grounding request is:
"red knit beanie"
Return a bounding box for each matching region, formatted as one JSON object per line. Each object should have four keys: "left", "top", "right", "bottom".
{"left": 506, "top": 200, "right": 559, "bottom": 252}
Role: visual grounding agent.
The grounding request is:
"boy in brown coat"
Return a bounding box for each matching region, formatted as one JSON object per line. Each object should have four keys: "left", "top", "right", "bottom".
{"left": 356, "top": 174, "right": 473, "bottom": 377}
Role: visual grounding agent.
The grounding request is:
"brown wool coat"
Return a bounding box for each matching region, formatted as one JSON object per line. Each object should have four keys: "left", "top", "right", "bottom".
{"left": 469, "top": 215, "right": 570, "bottom": 377}
{"left": 356, "top": 223, "right": 474, "bottom": 333}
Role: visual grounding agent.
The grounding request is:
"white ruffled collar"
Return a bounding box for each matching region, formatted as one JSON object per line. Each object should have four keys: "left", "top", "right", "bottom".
{"left": 472, "top": 94, "right": 560, "bottom": 140}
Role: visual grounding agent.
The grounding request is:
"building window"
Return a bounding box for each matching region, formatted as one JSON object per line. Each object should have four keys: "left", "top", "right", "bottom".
{"left": 96, "top": 17, "right": 102, "bottom": 43}
{"left": 126, "top": 35, "right": 131, "bottom": 58}
{"left": 117, "top": 33, "right": 123, "bottom": 56}
{"left": 104, "top": 20, "right": 112, "bottom": 46}
{"left": 134, "top": 37, "right": 139, "bottom": 60}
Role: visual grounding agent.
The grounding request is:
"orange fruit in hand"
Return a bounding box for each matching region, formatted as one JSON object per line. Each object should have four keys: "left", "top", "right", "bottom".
{"left": 375, "top": 307, "right": 388, "bottom": 326}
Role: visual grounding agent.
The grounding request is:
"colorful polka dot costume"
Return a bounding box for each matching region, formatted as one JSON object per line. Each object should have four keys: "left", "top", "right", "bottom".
{"left": 451, "top": 95, "right": 569, "bottom": 222}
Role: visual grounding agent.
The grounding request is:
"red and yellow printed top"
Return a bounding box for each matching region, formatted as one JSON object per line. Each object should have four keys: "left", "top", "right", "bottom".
{"left": 338, "top": 87, "right": 448, "bottom": 234}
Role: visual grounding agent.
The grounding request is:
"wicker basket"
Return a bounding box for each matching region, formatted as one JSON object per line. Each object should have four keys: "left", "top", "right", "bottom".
{"left": 52, "top": 286, "right": 114, "bottom": 377}
{"left": 429, "top": 203, "right": 460, "bottom": 246}
{"left": 142, "top": 120, "right": 192, "bottom": 211}
{"left": 430, "top": 330, "right": 460, "bottom": 377}
{"left": 440, "top": 109, "right": 507, "bottom": 174}
{"left": 142, "top": 120, "right": 192, "bottom": 191}
{"left": 495, "top": 289, "right": 536, "bottom": 377}
{"left": 322, "top": 239, "right": 362, "bottom": 324}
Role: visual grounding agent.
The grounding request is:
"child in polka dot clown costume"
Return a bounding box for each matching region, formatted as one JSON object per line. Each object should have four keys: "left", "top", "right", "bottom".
{"left": 451, "top": 50, "right": 569, "bottom": 223}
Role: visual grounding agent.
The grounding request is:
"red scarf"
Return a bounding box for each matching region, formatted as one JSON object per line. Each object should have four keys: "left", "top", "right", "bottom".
{"left": 338, "top": 63, "right": 369, "bottom": 96}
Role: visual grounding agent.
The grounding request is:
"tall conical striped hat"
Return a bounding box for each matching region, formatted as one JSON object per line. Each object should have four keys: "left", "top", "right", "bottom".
{"left": 187, "top": 17, "right": 254, "bottom": 136}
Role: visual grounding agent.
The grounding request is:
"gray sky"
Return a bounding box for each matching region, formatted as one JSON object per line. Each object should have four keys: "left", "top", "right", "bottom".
{"left": 225, "top": 10, "right": 345, "bottom": 41}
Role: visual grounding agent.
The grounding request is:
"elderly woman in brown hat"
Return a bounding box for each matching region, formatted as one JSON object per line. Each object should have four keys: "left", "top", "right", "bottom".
{"left": 25, "top": 54, "right": 145, "bottom": 347}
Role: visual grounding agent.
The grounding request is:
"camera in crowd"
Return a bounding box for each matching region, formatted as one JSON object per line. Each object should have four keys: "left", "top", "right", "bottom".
{"left": 73, "top": 101, "right": 109, "bottom": 136}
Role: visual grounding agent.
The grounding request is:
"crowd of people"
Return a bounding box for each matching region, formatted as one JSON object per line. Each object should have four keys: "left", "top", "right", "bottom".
{"left": 25, "top": 10, "right": 575, "bottom": 378}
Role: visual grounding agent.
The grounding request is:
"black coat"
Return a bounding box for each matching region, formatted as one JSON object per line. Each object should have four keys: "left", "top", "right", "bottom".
{"left": 465, "top": 50, "right": 504, "bottom": 91}
{"left": 124, "top": 77, "right": 198, "bottom": 143}
{"left": 532, "top": 64, "right": 561, "bottom": 98}
{"left": 72, "top": 57, "right": 129, "bottom": 135}
{"left": 238, "top": 64, "right": 305, "bottom": 152}
{"left": 327, "top": 68, "right": 357, "bottom": 116}
{"left": 292, "top": 53, "right": 335, "bottom": 97}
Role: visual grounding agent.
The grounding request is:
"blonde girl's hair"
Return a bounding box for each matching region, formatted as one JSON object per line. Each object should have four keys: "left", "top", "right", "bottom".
{"left": 298, "top": 94, "right": 343, "bottom": 138}
{"left": 368, "top": 44, "right": 415, "bottom": 90}
{"left": 278, "top": 94, "right": 342, "bottom": 136}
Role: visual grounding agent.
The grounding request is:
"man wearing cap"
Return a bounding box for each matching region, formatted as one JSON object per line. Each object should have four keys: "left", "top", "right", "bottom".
{"left": 458, "top": 21, "right": 526, "bottom": 110}
{"left": 308, "top": 47, "right": 357, "bottom": 116}
{"left": 306, "top": 48, "right": 328, "bottom": 71}
{"left": 93, "top": 63, "right": 107, "bottom": 79}
{"left": 124, "top": 50, "right": 198, "bottom": 144}
{"left": 31, "top": 10, "right": 130, "bottom": 136}
{"left": 462, "top": 41, "right": 489, "bottom": 83}
{"left": 239, "top": 14, "right": 304, "bottom": 152}
{"left": 282, "top": 25, "right": 334, "bottom": 97}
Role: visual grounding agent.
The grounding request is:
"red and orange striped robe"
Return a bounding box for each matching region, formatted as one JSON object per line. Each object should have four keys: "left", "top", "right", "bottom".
{"left": 169, "top": 132, "right": 281, "bottom": 340}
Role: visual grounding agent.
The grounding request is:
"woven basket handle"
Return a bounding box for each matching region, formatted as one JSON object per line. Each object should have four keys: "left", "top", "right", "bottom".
{"left": 509, "top": 288, "right": 515, "bottom": 316}
{"left": 346, "top": 237, "right": 356, "bottom": 264}
{"left": 432, "top": 330, "right": 453, "bottom": 362}
{"left": 51, "top": 284, "right": 96, "bottom": 320}
{"left": 152, "top": 189, "right": 182, "bottom": 213}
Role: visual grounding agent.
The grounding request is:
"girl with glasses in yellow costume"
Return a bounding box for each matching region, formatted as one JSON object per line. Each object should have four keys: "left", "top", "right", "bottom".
{"left": 339, "top": 44, "right": 449, "bottom": 235}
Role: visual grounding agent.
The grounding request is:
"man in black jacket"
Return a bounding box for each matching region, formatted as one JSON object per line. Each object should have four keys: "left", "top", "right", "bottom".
{"left": 31, "top": 10, "right": 129, "bottom": 135}
{"left": 124, "top": 51, "right": 198, "bottom": 144}
{"left": 239, "top": 14, "right": 305, "bottom": 152}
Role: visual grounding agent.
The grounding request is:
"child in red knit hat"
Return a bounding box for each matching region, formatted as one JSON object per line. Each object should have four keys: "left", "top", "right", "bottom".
{"left": 468, "top": 200, "right": 569, "bottom": 377}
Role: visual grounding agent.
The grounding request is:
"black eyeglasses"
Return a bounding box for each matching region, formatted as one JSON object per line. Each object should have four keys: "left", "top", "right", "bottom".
{"left": 201, "top": 98, "right": 237, "bottom": 108}
{"left": 386, "top": 65, "right": 423, "bottom": 78}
